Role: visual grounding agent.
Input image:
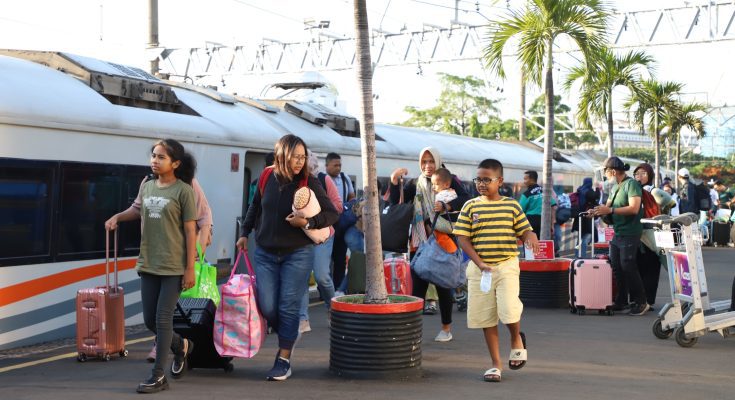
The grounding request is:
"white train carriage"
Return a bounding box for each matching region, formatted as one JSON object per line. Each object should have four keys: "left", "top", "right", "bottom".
{"left": 0, "top": 50, "right": 593, "bottom": 350}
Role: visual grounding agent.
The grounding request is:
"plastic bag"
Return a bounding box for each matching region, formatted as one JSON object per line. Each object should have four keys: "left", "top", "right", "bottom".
{"left": 480, "top": 270, "right": 493, "bottom": 293}
{"left": 180, "top": 243, "right": 220, "bottom": 306}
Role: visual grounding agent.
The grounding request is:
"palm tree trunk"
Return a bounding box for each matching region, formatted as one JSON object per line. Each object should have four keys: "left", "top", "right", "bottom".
{"left": 654, "top": 112, "right": 660, "bottom": 187}
{"left": 607, "top": 92, "right": 614, "bottom": 158}
{"left": 665, "top": 137, "right": 671, "bottom": 173}
{"left": 519, "top": 72, "right": 527, "bottom": 141}
{"left": 540, "top": 43, "right": 554, "bottom": 242}
{"left": 353, "top": 0, "right": 387, "bottom": 303}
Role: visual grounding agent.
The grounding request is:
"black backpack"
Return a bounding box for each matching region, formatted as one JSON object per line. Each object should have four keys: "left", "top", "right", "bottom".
{"left": 694, "top": 182, "right": 711, "bottom": 211}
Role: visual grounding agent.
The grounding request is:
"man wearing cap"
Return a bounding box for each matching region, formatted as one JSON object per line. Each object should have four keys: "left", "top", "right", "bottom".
{"left": 592, "top": 157, "right": 649, "bottom": 316}
{"left": 676, "top": 168, "right": 699, "bottom": 215}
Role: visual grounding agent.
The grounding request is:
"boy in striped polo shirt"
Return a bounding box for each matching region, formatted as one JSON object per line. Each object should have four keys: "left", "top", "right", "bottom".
{"left": 454, "top": 159, "right": 540, "bottom": 383}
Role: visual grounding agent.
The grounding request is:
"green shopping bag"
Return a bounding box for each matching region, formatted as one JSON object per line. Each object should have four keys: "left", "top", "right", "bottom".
{"left": 180, "top": 243, "right": 220, "bottom": 306}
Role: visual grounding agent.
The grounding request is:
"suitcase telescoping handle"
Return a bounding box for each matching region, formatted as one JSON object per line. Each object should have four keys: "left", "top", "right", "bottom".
{"left": 105, "top": 229, "right": 119, "bottom": 293}
{"left": 578, "top": 211, "right": 595, "bottom": 258}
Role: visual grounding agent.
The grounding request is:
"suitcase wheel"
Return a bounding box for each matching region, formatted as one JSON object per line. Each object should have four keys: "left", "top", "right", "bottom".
{"left": 119, "top": 349, "right": 129, "bottom": 358}
{"left": 577, "top": 309, "right": 586, "bottom": 316}
{"left": 77, "top": 353, "right": 87, "bottom": 362}
{"left": 103, "top": 353, "right": 111, "bottom": 361}
{"left": 224, "top": 363, "right": 234, "bottom": 373}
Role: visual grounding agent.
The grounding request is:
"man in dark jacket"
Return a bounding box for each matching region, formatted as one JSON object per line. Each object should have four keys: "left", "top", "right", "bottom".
{"left": 677, "top": 168, "right": 699, "bottom": 215}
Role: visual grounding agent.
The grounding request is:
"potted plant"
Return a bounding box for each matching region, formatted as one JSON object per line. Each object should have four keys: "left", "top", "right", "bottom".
{"left": 329, "top": 0, "right": 423, "bottom": 379}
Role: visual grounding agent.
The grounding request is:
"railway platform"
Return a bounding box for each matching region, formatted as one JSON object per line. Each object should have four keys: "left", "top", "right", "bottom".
{"left": 1, "top": 248, "right": 734, "bottom": 400}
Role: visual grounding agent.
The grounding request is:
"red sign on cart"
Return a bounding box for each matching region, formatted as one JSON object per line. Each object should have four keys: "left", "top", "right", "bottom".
{"left": 604, "top": 228, "right": 615, "bottom": 242}
{"left": 525, "top": 240, "right": 555, "bottom": 260}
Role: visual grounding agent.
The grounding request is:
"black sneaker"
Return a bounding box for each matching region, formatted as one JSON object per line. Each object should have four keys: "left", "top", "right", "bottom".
{"left": 136, "top": 375, "right": 169, "bottom": 393}
{"left": 266, "top": 356, "right": 292, "bottom": 381}
{"left": 171, "top": 338, "right": 192, "bottom": 379}
{"left": 629, "top": 303, "right": 650, "bottom": 316}
{"left": 612, "top": 303, "right": 630, "bottom": 312}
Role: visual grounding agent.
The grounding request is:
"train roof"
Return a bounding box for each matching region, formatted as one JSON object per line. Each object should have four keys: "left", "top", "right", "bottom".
{"left": 0, "top": 50, "right": 594, "bottom": 175}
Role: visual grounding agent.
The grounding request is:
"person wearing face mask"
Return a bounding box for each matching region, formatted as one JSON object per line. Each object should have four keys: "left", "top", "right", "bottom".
{"left": 592, "top": 157, "right": 649, "bottom": 316}
{"left": 389, "top": 147, "right": 470, "bottom": 342}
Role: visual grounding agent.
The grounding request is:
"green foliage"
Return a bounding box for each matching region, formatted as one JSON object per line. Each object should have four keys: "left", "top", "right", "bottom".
{"left": 400, "top": 73, "right": 499, "bottom": 136}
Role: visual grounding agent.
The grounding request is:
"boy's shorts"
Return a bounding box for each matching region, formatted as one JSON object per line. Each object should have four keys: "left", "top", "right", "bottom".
{"left": 466, "top": 257, "right": 523, "bottom": 328}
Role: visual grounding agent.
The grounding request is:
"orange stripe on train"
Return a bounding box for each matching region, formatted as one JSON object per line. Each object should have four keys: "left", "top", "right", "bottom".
{"left": 0, "top": 260, "right": 137, "bottom": 308}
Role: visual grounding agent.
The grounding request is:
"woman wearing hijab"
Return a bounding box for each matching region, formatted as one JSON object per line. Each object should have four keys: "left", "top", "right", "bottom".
{"left": 389, "top": 147, "right": 470, "bottom": 342}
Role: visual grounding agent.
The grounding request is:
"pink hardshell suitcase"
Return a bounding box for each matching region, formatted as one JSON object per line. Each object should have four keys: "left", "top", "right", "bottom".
{"left": 569, "top": 258, "right": 614, "bottom": 315}
{"left": 75, "top": 230, "right": 127, "bottom": 361}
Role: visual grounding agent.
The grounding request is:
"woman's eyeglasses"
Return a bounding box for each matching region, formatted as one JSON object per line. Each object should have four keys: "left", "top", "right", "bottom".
{"left": 291, "top": 155, "right": 307, "bottom": 161}
{"left": 473, "top": 177, "right": 500, "bottom": 185}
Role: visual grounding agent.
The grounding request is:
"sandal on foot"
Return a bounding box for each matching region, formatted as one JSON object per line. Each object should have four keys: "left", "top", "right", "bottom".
{"left": 483, "top": 368, "right": 502, "bottom": 382}
{"left": 509, "top": 331, "right": 527, "bottom": 370}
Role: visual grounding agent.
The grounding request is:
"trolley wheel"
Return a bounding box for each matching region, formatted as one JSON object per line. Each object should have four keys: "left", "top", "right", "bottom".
{"left": 578, "top": 309, "right": 586, "bottom": 316}
{"left": 674, "top": 326, "right": 698, "bottom": 348}
{"left": 119, "top": 349, "right": 129, "bottom": 357}
{"left": 606, "top": 309, "right": 614, "bottom": 316}
{"left": 224, "top": 363, "right": 234, "bottom": 373}
{"left": 652, "top": 318, "right": 673, "bottom": 339}
{"left": 103, "top": 353, "right": 111, "bottom": 361}
{"left": 77, "top": 353, "right": 87, "bottom": 362}
{"left": 570, "top": 307, "right": 577, "bottom": 314}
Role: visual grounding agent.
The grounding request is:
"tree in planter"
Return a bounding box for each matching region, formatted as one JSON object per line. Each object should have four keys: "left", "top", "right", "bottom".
{"left": 353, "top": 0, "right": 387, "bottom": 304}
{"left": 563, "top": 47, "right": 655, "bottom": 158}
{"left": 624, "top": 79, "right": 683, "bottom": 187}
{"left": 483, "top": 0, "right": 609, "bottom": 240}
{"left": 400, "top": 73, "right": 500, "bottom": 136}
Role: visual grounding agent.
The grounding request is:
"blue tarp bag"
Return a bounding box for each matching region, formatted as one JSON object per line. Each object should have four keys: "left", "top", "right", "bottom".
{"left": 410, "top": 235, "right": 465, "bottom": 289}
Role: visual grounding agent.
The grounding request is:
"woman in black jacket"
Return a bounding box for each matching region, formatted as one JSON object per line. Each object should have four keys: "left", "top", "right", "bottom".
{"left": 237, "top": 134, "right": 338, "bottom": 381}
{"left": 389, "top": 146, "right": 470, "bottom": 343}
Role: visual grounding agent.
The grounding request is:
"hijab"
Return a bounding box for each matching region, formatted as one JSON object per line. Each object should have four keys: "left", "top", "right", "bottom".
{"left": 412, "top": 147, "right": 443, "bottom": 247}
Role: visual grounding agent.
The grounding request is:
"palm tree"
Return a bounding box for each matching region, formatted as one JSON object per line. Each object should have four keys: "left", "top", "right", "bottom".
{"left": 625, "top": 80, "right": 683, "bottom": 187}
{"left": 564, "top": 47, "right": 655, "bottom": 157}
{"left": 353, "top": 0, "right": 388, "bottom": 303}
{"left": 665, "top": 101, "right": 707, "bottom": 188}
{"left": 483, "top": 0, "right": 609, "bottom": 240}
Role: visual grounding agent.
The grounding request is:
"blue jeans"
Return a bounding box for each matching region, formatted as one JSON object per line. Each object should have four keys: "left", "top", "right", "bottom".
{"left": 344, "top": 226, "right": 364, "bottom": 253}
{"left": 253, "top": 244, "right": 314, "bottom": 351}
{"left": 300, "top": 235, "right": 335, "bottom": 321}
{"left": 578, "top": 233, "right": 592, "bottom": 258}
{"left": 554, "top": 222, "right": 562, "bottom": 254}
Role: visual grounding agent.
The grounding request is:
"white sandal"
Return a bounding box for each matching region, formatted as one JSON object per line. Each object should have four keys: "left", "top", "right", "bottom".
{"left": 483, "top": 367, "right": 502, "bottom": 382}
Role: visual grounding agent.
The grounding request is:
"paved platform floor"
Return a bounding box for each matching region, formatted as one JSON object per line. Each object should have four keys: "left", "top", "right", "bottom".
{"left": 1, "top": 249, "right": 733, "bottom": 400}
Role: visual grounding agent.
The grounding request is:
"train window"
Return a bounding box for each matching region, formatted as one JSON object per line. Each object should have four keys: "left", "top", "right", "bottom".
{"left": 0, "top": 162, "right": 54, "bottom": 260}
{"left": 119, "top": 167, "right": 151, "bottom": 254}
{"left": 57, "top": 164, "right": 123, "bottom": 257}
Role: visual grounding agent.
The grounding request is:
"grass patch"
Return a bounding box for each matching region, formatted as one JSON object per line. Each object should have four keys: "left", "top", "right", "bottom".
{"left": 335, "top": 294, "right": 418, "bottom": 304}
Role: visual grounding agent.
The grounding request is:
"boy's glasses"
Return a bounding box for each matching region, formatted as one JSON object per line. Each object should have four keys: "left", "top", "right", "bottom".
{"left": 473, "top": 177, "right": 500, "bottom": 185}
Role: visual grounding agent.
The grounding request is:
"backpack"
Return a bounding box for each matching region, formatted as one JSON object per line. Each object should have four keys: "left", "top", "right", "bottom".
{"left": 694, "top": 182, "right": 711, "bottom": 211}
{"left": 641, "top": 187, "right": 660, "bottom": 218}
{"left": 569, "top": 192, "right": 580, "bottom": 210}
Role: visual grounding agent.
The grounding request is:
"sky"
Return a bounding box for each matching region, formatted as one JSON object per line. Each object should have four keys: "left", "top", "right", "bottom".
{"left": 2, "top": 0, "right": 734, "bottom": 155}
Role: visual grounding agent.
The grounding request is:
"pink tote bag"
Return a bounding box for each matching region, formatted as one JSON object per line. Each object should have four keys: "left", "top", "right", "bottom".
{"left": 214, "top": 250, "right": 266, "bottom": 358}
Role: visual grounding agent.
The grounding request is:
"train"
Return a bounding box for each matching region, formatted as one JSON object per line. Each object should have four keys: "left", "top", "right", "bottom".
{"left": 0, "top": 50, "right": 598, "bottom": 350}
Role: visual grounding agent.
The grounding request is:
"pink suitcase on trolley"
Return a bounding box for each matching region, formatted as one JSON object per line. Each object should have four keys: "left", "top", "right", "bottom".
{"left": 75, "top": 230, "right": 127, "bottom": 361}
{"left": 569, "top": 259, "right": 614, "bottom": 315}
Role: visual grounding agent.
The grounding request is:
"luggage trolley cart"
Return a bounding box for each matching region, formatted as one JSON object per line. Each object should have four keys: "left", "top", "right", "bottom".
{"left": 642, "top": 213, "right": 735, "bottom": 347}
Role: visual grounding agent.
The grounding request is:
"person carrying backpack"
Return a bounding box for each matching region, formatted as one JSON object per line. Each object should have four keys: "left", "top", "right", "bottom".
{"left": 633, "top": 163, "right": 664, "bottom": 309}
{"left": 677, "top": 168, "right": 700, "bottom": 215}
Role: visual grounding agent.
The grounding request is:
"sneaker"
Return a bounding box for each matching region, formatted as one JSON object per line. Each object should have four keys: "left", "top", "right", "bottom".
{"left": 171, "top": 338, "right": 193, "bottom": 379}
{"left": 334, "top": 290, "right": 345, "bottom": 298}
{"left": 266, "top": 356, "right": 292, "bottom": 381}
{"left": 423, "top": 302, "right": 437, "bottom": 315}
{"left": 136, "top": 375, "right": 169, "bottom": 393}
{"left": 434, "top": 330, "right": 453, "bottom": 342}
{"left": 298, "top": 320, "right": 311, "bottom": 333}
{"left": 146, "top": 344, "right": 156, "bottom": 363}
{"left": 629, "top": 303, "right": 651, "bottom": 316}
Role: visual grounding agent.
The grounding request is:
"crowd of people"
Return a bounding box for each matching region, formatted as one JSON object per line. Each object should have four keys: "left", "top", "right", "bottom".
{"left": 103, "top": 135, "right": 735, "bottom": 392}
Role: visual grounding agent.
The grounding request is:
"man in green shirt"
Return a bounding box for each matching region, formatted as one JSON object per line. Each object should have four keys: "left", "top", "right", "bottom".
{"left": 592, "top": 157, "right": 648, "bottom": 316}
{"left": 714, "top": 181, "right": 735, "bottom": 210}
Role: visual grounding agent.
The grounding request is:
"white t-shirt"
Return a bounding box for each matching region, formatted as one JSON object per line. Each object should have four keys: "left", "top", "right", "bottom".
{"left": 709, "top": 188, "right": 719, "bottom": 207}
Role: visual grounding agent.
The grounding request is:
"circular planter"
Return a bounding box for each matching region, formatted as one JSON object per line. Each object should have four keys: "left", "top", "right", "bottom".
{"left": 519, "top": 259, "right": 571, "bottom": 308}
{"left": 330, "top": 294, "right": 424, "bottom": 379}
